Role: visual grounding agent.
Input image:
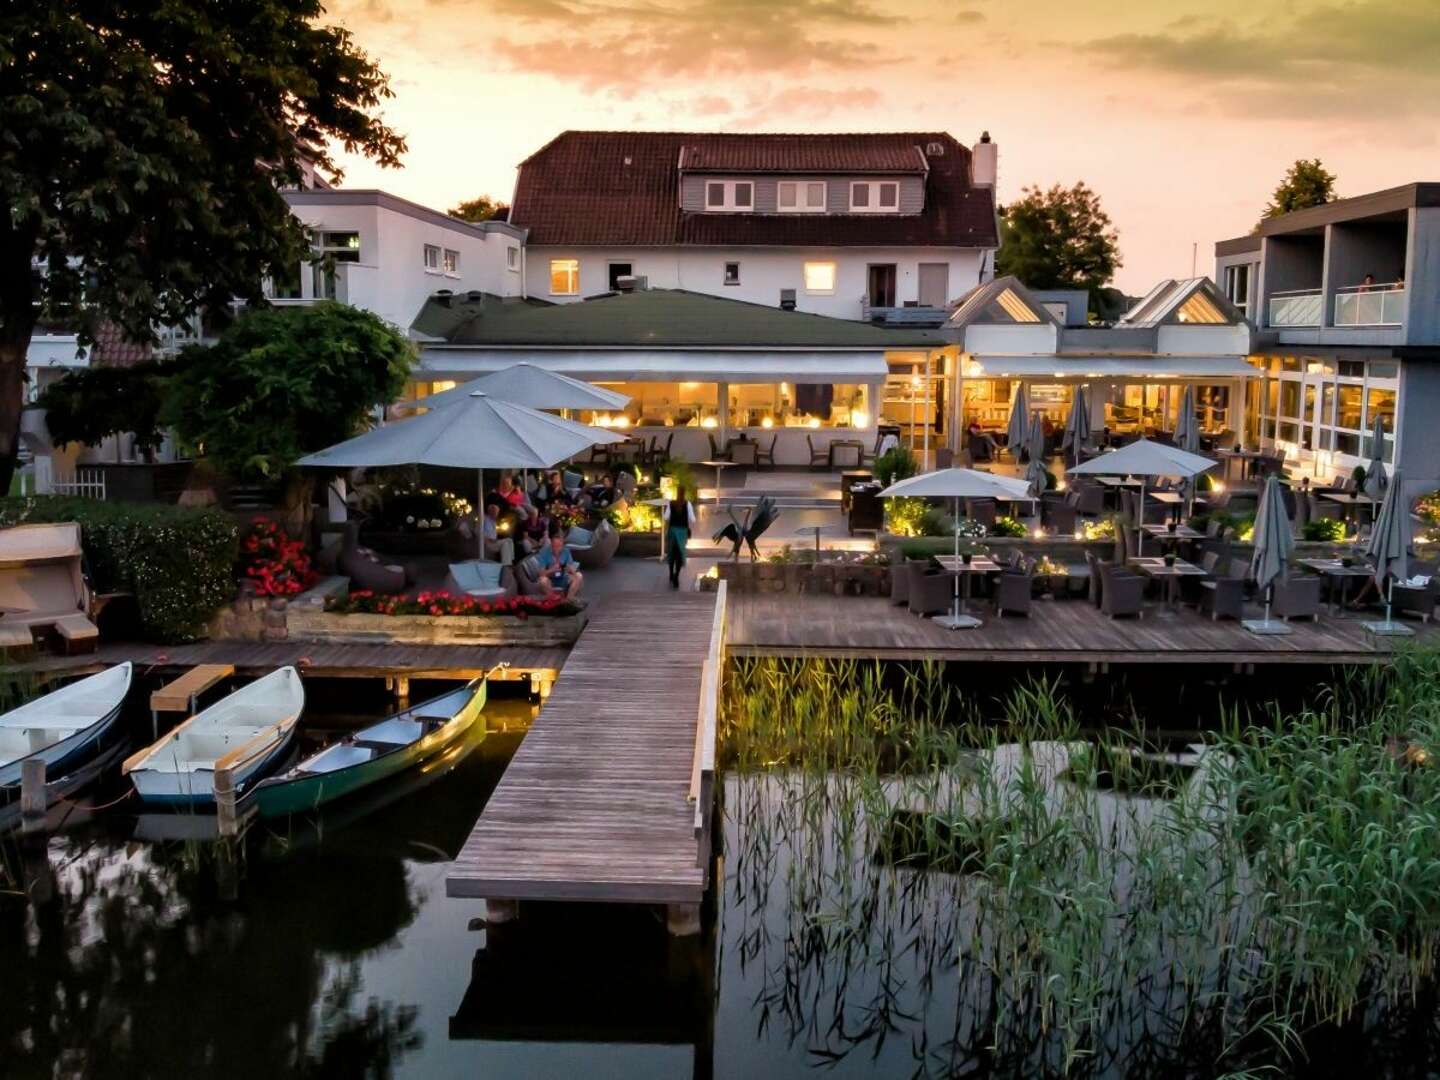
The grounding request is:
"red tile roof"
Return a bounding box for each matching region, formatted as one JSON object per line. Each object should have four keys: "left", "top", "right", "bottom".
{"left": 90, "top": 320, "right": 151, "bottom": 368}
{"left": 511, "top": 131, "right": 997, "bottom": 248}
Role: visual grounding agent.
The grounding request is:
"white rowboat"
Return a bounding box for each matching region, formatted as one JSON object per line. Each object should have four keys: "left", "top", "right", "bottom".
{"left": 0, "top": 662, "right": 132, "bottom": 789}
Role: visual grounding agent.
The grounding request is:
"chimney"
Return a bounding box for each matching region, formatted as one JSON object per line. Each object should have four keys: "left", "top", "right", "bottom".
{"left": 435, "top": 289, "right": 454, "bottom": 308}
{"left": 779, "top": 288, "right": 797, "bottom": 311}
{"left": 971, "top": 131, "right": 997, "bottom": 189}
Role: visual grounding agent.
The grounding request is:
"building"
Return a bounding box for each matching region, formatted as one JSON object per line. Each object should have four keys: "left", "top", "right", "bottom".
{"left": 1215, "top": 182, "right": 1440, "bottom": 498}
{"left": 506, "top": 130, "right": 999, "bottom": 324}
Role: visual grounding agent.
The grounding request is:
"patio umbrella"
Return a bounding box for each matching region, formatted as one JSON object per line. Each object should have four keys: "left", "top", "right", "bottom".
{"left": 297, "top": 391, "right": 625, "bottom": 559}
{"left": 1364, "top": 414, "right": 1389, "bottom": 501}
{"left": 1243, "top": 473, "right": 1295, "bottom": 635}
{"left": 1363, "top": 467, "right": 1413, "bottom": 636}
{"left": 1068, "top": 438, "right": 1216, "bottom": 555}
{"left": 1006, "top": 383, "right": 1029, "bottom": 459}
{"left": 880, "top": 468, "right": 1033, "bottom": 630}
{"left": 1174, "top": 385, "right": 1201, "bottom": 515}
{"left": 417, "top": 363, "right": 631, "bottom": 412}
{"left": 1024, "top": 412, "right": 1049, "bottom": 497}
{"left": 1061, "top": 386, "right": 1091, "bottom": 465}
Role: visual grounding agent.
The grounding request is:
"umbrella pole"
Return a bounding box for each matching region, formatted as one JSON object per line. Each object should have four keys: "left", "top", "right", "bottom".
{"left": 952, "top": 496, "right": 961, "bottom": 621}
{"left": 1137, "top": 479, "right": 1145, "bottom": 557}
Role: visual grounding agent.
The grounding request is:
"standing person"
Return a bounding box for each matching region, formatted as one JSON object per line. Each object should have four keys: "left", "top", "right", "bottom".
{"left": 662, "top": 484, "right": 696, "bottom": 590}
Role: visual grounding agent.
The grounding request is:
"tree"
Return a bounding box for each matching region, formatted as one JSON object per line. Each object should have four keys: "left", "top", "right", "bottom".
{"left": 1262, "top": 159, "right": 1338, "bottom": 220}
{"left": 995, "top": 183, "right": 1122, "bottom": 313}
{"left": 0, "top": 3, "right": 407, "bottom": 493}
{"left": 447, "top": 196, "right": 508, "bottom": 223}
{"left": 163, "top": 303, "right": 413, "bottom": 532}
{"left": 37, "top": 360, "right": 176, "bottom": 458}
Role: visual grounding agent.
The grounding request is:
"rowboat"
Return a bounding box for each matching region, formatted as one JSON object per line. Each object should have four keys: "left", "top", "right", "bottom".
{"left": 124, "top": 667, "right": 304, "bottom": 806}
{"left": 247, "top": 677, "right": 486, "bottom": 818}
{"left": 0, "top": 663, "right": 132, "bottom": 790}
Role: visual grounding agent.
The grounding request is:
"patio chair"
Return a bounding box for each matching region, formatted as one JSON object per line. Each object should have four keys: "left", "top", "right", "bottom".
{"left": 1271, "top": 574, "right": 1321, "bottom": 622}
{"left": 1085, "top": 551, "right": 1105, "bottom": 608}
{"left": 643, "top": 432, "right": 673, "bottom": 469}
{"left": 1193, "top": 552, "right": 1245, "bottom": 621}
{"left": 755, "top": 434, "right": 776, "bottom": 470}
{"left": 1391, "top": 565, "right": 1439, "bottom": 623}
{"left": 1073, "top": 484, "right": 1105, "bottom": 517}
{"left": 1044, "top": 500, "right": 1077, "bottom": 535}
{"left": 729, "top": 440, "right": 758, "bottom": 467}
{"left": 994, "top": 569, "right": 1032, "bottom": 617}
{"left": 567, "top": 520, "right": 620, "bottom": 570}
{"left": 806, "top": 434, "right": 828, "bottom": 470}
{"left": 444, "top": 560, "right": 515, "bottom": 600}
{"left": 339, "top": 521, "right": 407, "bottom": 595}
{"left": 707, "top": 433, "right": 729, "bottom": 461}
{"left": 966, "top": 498, "right": 997, "bottom": 529}
{"left": 1099, "top": 563, "right": 1145, "bottom": 619}
{"left": 891, "top": 558, "right": 925, "bottom": 606}
{"left": 907, "top": 562, "right": 954, "bottom": 617}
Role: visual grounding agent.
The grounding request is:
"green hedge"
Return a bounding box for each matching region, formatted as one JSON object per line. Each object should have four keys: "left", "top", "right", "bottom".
{"left": 0, "top": 497, "right": 239, "bottom": 642}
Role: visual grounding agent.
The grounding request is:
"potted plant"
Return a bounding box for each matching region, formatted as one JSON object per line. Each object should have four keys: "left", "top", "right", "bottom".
{"left": 1162, "top": 552, "right": 1176, "bottom": 567}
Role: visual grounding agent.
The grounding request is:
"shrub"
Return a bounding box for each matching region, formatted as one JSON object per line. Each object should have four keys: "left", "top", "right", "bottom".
{"left": 1081, "top": 516, "right": 1116, "bottom": 541}
{"left": 0, "top": 496, "right": 238, "bottom": 641}
{"left": 329, "top": 589, "right": 578, "bottom": 618}
{"left": 239, "top": 517, "right": 316, "bottom": 597}
{"left": 918, "top": 506, "right": 953, "bottom": 537}
{"left": 1304, "top": 517, "right": 1348, "bottom": 542}
{"left": 874, "top": 447, "right": 918, "bottom": 487}
{"left": 992, "top": 515, "right": 1027, "bottom": 538}
{"left": 886, "top": 496, "right": 927, "bottom": 537}
{"left": 1415, "top": 490, "right": 1440, "bottom": 525}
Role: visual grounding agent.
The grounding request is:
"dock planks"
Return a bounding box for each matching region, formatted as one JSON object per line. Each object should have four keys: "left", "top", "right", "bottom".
{"left": 447, "top": 591, "right": 718, "bottom": 905}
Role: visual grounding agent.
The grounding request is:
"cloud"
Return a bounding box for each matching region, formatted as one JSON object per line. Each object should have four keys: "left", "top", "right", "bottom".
{"left": 1083, "top": 1, "right": 1440, "bottom": 121}
{"left": 955, "top": 7, "right": 985, "bottom": 23}
{"left": 690, "top": 94, "right": 734, "bottom": 115}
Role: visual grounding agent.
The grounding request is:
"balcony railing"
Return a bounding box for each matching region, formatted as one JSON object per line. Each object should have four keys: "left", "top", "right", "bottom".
{"left": 1334, "top": 284, "right": 1405, "bottom": 328}
{"left": 1268, "top": 289, "right": 1323, "bottom": 328}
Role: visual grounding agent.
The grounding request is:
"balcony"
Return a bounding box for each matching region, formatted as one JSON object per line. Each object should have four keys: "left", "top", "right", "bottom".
{"left": 1334, "top": 284, "right": 1405, "bottom": 328}
{"left": 1268, "top": 289, "right": 1323, "bottom": 328}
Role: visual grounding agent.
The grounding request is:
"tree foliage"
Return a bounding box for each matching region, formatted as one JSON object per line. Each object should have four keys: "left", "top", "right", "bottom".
{"left": 162, "top": 303, "right": 413, "bottom": 483}
{"left": 0, "top": 1, "right": 406, "bottom": 489}
{"left": 447, "top": 196, "right": 508, "bottom": 223}
{"left": 995, "top": 183, "right": 1122, "bottom": 308}
{"left": 1262, "top": 159, "right": 1338, "bottom": 220}
{"left": 37, "top": 360, "right": 176, "bottom": 455}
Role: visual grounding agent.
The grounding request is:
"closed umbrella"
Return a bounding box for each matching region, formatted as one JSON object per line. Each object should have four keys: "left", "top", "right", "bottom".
{"left": 297, "top": 391, "right": 625, "bottom": 559}
{"left": 1363, "top": 467, "right": 1413, "bottom": 636}
{"left": 1069, "top": 438, "right": 1216, "bottom": 555}
{"left": 1243, "top": 473, "right": 1295, "bottom": 635}
{"left": 1025, "top": 412, "right": 1049, "bottom": 497}
{"left": 1174, "top": 386, "right": 1201, "bottom": 516}
{"left": 1061, "top": 386, "right": 1091, "bottom": 465}
{"left": 417, "top": 363, "right": 631, "bottom": 412}
{"left": 1006, "top": 383, "right": 1028, "bottom": 460}
{"left": 881, "top": 468, "right": 1033, "bottom": 630}
{"left": 1364, "top": 414, "right": 1389, "bottom": 501}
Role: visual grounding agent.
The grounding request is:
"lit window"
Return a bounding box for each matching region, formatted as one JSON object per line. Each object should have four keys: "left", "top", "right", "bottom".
{"left": 423, "top": 244, "right": 441, "bottom": 271}
{"left": 703, "top": 180, "right": 754, "bottom": 211}
{"left": 996, "top": 288, "right": 1040, "bottom": 323}
{"left": 549, "top": 258, "right": 580, "bottom": 295}
{"left": 778, "top": 180, "right": 826, "bottom": 212}
{"left": 506, "top": 246, "right": 519, "bottom": 271}
{"left": 803, "top": 261, "right": 836, "bottom": 294}
{"left": 1175, "top": 292, "right": 1226, "bottom": 324}
{"left": 724, "top": 262, "right": 741, "bottom": 286}
{"left": 850, "top": 181, "right": 900, "bottom": 213}
{"left": 317, "top": 231, "right": 361, "bottom": 261}
{"left": 443, "top": 248, "right": 460, "bottom": 275}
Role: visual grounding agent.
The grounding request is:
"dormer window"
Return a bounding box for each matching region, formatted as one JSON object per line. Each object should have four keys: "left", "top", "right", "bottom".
{"left": 850, "top": 180, "right": 899, "bottom": 213}
{"left": 778, "top": 180, "right": 827, "bottom": 213}
{"left": 705, "top": 180, "right": 754, "bottom": 212}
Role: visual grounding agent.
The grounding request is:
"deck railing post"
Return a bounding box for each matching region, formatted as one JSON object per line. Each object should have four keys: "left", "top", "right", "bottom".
{"left": 20, "top": 759, "right": 46, "bottom": 834}
{"left": 214, "top": 766, "right": 238, "bottom": 838}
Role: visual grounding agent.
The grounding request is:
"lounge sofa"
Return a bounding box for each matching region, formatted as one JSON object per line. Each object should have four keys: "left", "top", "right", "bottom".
{"left": 444, "top": 560, "right": 516, "bottom": 600}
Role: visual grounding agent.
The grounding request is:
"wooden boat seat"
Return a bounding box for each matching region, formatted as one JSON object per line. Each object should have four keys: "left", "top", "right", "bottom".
{"left": 1, "top": 711, "right": 108, "bottom": 731}
{"left": 357, "top": 717, "right": 424, "bottom": 746}
{"left": 299, "top": 744, "right": 377, "bottom": 773}
{"left": 53, "top": 614, "right": 98, "bottom": 643}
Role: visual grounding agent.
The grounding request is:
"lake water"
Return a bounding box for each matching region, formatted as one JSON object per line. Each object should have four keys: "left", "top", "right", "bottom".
{"left": 4, "top": 668, "right": 1440, "bottom": 1077}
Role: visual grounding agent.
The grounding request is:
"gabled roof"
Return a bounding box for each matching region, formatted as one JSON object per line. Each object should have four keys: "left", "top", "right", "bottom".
{"left": 413, "top": 288, "right": 948, "bottom": 349}
{"left": 509, "top": 131, "right": 997, "bottom": 248}
{"left": 1119, "top": 278, "right": 1246, "bottom": 328}
{"left": 945, "top": 276, "right": 1064, "bottom": 329}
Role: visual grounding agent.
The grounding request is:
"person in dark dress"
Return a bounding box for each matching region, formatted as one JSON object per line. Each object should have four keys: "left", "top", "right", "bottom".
{"left": 662, "top": 484, "right": 696, "bottom": 589}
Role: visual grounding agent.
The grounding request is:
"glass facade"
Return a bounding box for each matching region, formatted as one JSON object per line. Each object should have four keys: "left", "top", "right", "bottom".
{"left": 1253, "top": 354, "right": 1400, "bottom": 479}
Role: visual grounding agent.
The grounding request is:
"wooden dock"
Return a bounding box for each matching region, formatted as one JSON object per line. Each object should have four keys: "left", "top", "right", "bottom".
{"left": 447, "top": 587, "right": 725, "bottom": 914}
{"left": 726, "top": 591, "right": 1440, "bottom": 665}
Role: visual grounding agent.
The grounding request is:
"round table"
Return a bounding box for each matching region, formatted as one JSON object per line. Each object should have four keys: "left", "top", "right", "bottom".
{"left": 698, "top": 460, "right": 736, "bottom": 507}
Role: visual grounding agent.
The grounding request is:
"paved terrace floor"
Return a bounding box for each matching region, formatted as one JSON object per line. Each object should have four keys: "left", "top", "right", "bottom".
{"left": 726, "top": 591, "right": 1440, "bottom": 665}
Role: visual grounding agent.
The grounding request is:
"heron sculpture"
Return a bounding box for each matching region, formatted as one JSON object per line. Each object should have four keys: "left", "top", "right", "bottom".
{"left": 712, "top": 496, "right": 779, "bottom": 561}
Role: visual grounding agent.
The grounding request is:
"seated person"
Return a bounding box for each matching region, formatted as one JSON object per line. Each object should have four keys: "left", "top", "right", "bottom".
{"left": 519, "top": 506, "right": 548, "bottom": 553}
{"left": 533, "top": 470, "right": 572, "bottom": 513}
{"left": 534, "top": 526, "right": 583, "bottom": 600}
{"left": 583, "top": 472, "right": 620, "bottom": 509}
{"left": 479, "top": 503, "right": 515, "bottom": 564}
{"left": 966, "top": 422, "right": 999, "bottom": 459}
{"left": 492, "top": 471, "right": 529, "bottom": 514}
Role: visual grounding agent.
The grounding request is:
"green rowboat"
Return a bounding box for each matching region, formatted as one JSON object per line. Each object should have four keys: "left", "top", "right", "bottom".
{"left": 247, "top": 678, "right": 486, "bottom": 818}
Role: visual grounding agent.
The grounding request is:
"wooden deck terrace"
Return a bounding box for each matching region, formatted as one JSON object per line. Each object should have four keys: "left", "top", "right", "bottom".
{"left": 447, "top": 588, "right": 724, "bottom": 920}
{"left": 725, "top": 591, "right": 1440, "bottom": 666}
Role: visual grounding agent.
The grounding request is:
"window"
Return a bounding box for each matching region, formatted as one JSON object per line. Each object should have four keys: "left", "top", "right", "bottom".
{"left": 607, "top": 262, "right": 632, "bottom": 291}
{"left": 1336, "top": 384, "right": 1363, "bottom": 429}
{"left": 803, "top": 261, "right": 837, "bottom": 294}
{"left": 443, "top": 248, "right": 460, "bottom": 275}
{"left": 549, "top": 258, "right": 580, "bottom": 295}
{"left": 704, "top": 180, "right": 754, "bottom": 211}
{"left": 1223, "top": 264, "right": 1251, "bottom": 315}
{"left": 312, "top": 230, "right": 360, "bottom": 300}
{"left": 778, "top": 180, "right": 826, "bottom": 212}
{"left": 850, "top": 180, "right": 900, "bottom": 213}
{"left": 730, "top": 383, "right": 870, "bottom": 429}
{"left": 423, "top": 244, "right": 441, "bottom": 272}
{"left": 723, "top": 262, "right": 741, "bottom": 286}
{"left": 506, "top": 246, "right": 519, "bottom": 272}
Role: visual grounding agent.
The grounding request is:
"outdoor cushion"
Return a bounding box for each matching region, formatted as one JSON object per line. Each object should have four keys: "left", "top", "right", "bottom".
{"left": 445, "top": 560, "right": 510, "bottom": 598}
{"left": 563, "top": 470, "right": 584, "bottom": 492}
{"left": 566, "top": 526, "right": 595, "bottom": 548}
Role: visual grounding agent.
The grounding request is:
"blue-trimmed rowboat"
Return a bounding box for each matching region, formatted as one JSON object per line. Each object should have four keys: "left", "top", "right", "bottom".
{"left": 0, "top": 663, "right": 132, "bottom": 791}
{"left": 245, "top": 678, "right": 487, "bottom": 819}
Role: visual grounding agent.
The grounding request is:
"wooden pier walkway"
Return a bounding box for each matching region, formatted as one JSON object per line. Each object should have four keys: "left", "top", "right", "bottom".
{"left": 447, "top": 587, "right": 725, "bottom": 909}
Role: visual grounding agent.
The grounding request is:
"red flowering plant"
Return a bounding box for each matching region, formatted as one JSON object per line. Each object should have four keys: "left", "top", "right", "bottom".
{"left": 328, "top": 589, "right": 578, "bottom": 618}
{"left": 547, "top": 504, "right": 587, "bottom": 531}
{"left": 238, "top": 517, "right": 317, "bottom": 597}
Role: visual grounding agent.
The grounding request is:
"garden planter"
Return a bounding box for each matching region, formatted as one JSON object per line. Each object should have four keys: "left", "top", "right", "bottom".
{"left": 617, "top": 531, "right": 662, "bottom": 558}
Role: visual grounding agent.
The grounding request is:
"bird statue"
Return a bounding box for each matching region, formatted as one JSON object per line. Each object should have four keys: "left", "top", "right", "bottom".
{"left": 712, "top": 496, "right": 779, "bottom": 561}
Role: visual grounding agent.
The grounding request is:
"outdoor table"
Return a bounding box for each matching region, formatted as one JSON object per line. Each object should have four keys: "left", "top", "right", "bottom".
{"left": 1130, "top": 556, "right": 1206, "bottom": 610}
{"left": 1141, "top": 523, "right": 1203, "bottom": 543}
{"left": 698, "top": 460, "right": 735, "bottom": 507}
{"left": 1149, "top": 490, "right": 1186, "bottom": 522}
{"left": 643, "top": 497, "right": 670, "bottom": 563}
{"left": 1321, "top": 492, "right": 1377, "bottom": 529}
{"left": 932, "top": 555, "right": 1003, "bottom": 626}
{"left": 793, "top": 524, "right": 842, "bottom": 556}
{"left": 1298, "top": 557, "right": 1374, "bottom": 614}
{"left": 828, "top": 440, "right": 865, "bottom": 469}
{"left": 1216, "top": 448, "right": 1266, "bottom": 485}
{"left": 609, "top": 439, "right": 641, "bottom": 465}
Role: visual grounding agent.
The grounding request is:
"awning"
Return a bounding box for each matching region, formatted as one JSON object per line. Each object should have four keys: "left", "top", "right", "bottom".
{"left": 966, "top": 356, "right": 1259, "bottom": 379}
{"left": 419, "top": 348, "right": 890, "bottom": 384}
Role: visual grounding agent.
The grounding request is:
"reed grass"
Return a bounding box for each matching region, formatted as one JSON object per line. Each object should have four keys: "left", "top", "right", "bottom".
{"left": 719, "top": 651, "right": 1440, "bottom": 1075}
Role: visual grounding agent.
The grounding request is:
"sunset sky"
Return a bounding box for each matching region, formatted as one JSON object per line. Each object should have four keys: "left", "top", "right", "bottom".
{"left": 324, "top": 0, "right": 1440, "bottom": 294}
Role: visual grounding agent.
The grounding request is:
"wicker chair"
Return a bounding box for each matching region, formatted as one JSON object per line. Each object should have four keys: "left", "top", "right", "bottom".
{"left": 1392, "top": 572, "right": 1440, "bottom": 623}
{"left": 1194, "top": 552, "right": 1245, "bottom": 622}
{"left": 907, "top": 562, "right": 953, "bottom": 617}
{"left": 994, "top": 570, "right": 1032, "bottom": 617}
{"left": 1271, "top": 574, "right": 1321, "bottom": 622}
{"left": 891, "top": 558, "right": 924, "bottom": 606}
{"left": 1100, "top": 563, "right": 1145, "bottom": 619}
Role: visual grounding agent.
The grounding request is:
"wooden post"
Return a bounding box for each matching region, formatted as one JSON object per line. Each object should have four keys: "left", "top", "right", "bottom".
{"left": 214, "top": 766, "right": 238, "bottom": 838}
{"left": 20, "top": 759, "right": 46, "bottom": 834}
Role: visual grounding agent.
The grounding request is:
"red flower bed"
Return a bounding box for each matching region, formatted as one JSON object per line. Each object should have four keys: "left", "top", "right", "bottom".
{"left": 239, "top": 517, "right": 317, "bottom": 597}
{"left": 327, "top": 589, "right": 578, "bottom": 618}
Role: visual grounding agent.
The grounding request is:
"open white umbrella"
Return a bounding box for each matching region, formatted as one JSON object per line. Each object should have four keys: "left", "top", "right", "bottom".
{"left": 1364, "top": 414, "right": 1389, "bottom": 501}
{"left": 1243, "top": 473, "right": 1295, "bottom": 635}
{"left": 417, "top": 363, "right": 630, "bottom": 412}
{"left": 881, "top": 468, "right": 1033, "bottom": 630}
{"left": 1061, "top": 386, "right": 1091, "bottom": 465}
{"left": 1006, "top": 384, "right": 1029, "bottom": 460}
{"left": 297, "top": 391, "right": 625, "bottom": 559}
{"left": 1024, "top": 412, "right": 1049, "bottom": 496}
{"left": 1363, "top": 467, "right": 1413, "bottom": 636}
{"left": 1069, "top": 438, "right": 1216, "bottom": 555}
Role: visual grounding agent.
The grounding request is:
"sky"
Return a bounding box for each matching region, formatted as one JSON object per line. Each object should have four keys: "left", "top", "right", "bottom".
{"left": 323, "top": 0, "right": 1440, "bottom": 294}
